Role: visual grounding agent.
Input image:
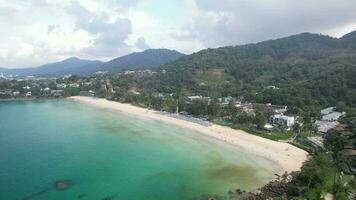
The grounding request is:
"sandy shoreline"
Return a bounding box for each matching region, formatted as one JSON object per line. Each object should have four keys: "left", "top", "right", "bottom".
{"left": 69, "top": 96, "right": 308, "bottom": 174}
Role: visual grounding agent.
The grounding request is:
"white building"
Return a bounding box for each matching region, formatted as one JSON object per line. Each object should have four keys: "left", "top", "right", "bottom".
{"left": 23, "top": 86, "right": 31, "bottom": 90}
{"left": 56, "top": 83, "right": 67, "bottom": 89}
{"left": 265, "top": 85, "right": 280, "bottom": 90}
{"left": 218, "top": 96, "right": 232, "bottom": 105}
{"left": 270, "top": 114, "right": 295, "bottom": 128}
{"left": 94, "top": 71, "right": 108, "bottom": 75}
{"left": 69, "top": 83, "right": 80, "bottom": 88}
{"left": 187, "top": 96, "right": 203, "bottom": 101}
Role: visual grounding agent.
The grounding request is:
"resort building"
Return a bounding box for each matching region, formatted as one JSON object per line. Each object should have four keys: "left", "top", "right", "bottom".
{"left": 270, "top": 114, "right": 295, "bottom": 128}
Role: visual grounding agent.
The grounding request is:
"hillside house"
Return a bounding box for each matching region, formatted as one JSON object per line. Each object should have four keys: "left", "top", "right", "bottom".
{"left": 218, "top": 96, "right": 232, "bottom": 106}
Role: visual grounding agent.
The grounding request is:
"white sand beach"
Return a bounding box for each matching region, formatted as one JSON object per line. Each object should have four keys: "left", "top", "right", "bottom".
{"left": 70, "top": 96, "right": 309, "bottom": 174}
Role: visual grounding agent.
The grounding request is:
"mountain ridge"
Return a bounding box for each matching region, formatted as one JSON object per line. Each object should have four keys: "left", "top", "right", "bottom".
{"left": 3, "top": 49, "right": 185, "bottom": 77}
{"left": 75, "top": 49, "right": 185, "bottom": 75}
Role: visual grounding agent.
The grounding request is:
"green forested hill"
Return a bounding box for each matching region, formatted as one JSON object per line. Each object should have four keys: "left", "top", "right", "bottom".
{"left": 145, "top": 32, "right": 356, "bottom": 115}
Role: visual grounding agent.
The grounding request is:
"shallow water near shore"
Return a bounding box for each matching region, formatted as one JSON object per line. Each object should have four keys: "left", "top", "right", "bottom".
{"left": 0, "top": 99, "right": 279, "bottom": 200}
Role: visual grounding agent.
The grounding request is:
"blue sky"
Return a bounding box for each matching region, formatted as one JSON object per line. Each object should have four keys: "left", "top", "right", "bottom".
{"left": 1, "top": 0, "right": 356, "bottom": 68}
{"left": 137, "top": 0, "right": 187, "bottom": 27}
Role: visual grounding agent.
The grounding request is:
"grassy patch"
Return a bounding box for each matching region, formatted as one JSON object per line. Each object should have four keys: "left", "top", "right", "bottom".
{"left": 243, "top": 128, "right": 294, "bottom": 141}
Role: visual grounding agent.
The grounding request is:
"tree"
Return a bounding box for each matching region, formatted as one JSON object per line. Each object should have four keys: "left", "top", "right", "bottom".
{"left": 254, "top": 111, "right": 267, "bottom": 129}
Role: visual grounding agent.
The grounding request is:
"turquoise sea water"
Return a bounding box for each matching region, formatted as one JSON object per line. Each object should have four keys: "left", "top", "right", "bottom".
{"left": 0, "top": 100, "right": 278, "bottom": 200}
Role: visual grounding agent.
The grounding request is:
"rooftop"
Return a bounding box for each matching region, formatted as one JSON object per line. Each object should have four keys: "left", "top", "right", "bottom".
{"left": 322, "top": 111, "right": 345, "bottom": 121}
{"left": 342, "top": 149, "right": 356, "bottom": 156}
{"left": 321, "top": 107, "right": 335, "bottom": 115}
{"left": 315, "top": 120, "right": 339, "bottom": 133}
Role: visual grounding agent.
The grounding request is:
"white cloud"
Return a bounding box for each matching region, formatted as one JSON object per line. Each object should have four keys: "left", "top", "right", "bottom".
{"left": 0, "top": 0, "right": 140, "bottom": 67}
{"left": 0, "top": 0, "right": 355, "bottom": 68}
{"left": 135, "top": 37, "right": 150, "bottom": 50}
{"left": 178, "top": 0, "right": 356, "bottom": 48}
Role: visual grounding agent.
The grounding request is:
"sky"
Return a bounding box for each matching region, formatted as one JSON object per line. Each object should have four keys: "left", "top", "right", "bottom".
{"left": 1, "top": 0, "right": 356, "bottom": 68}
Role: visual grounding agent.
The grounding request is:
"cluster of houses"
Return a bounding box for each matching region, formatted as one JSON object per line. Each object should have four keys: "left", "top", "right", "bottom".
{"left": 297, "top": 107, "right": 347, "bottom": 151}
{"left": 236, "top": 103, "right": 295, "bottom": 130}
{"left": 117, "top": 70, "right": 157, "bottom": 77}
{"left": 185, "top": 95, "right": 296, "bottom": 130}
{"left": 315, "top": 107, "right": 346, "bottom": 135}
{"left": 0, "top": 77, "right": 92, "bottom": 98}
{"left": 0, "top": 89, "right": 21, "bottom": 97}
